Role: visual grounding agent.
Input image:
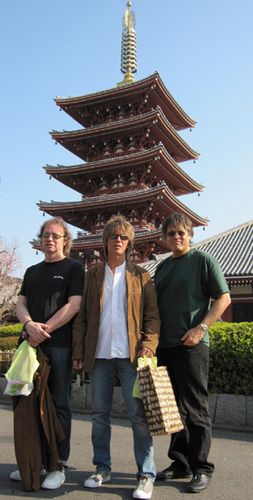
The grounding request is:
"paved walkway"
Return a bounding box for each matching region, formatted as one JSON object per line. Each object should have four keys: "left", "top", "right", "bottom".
{"left": 0, "top": 404, "right": 253, "bottom": 500}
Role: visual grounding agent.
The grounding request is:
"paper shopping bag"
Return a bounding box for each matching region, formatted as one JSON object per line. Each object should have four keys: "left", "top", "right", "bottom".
{"left": 137, "top": 364, "right": 184, "bottom": 436}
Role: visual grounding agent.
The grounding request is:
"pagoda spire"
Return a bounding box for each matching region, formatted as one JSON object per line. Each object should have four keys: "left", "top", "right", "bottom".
{"left": 119, "top": 0, "right": 137, "bottom": 85}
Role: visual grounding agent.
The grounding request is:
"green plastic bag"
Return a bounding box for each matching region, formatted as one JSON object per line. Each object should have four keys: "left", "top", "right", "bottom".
{"left": 4, "top": 340, "right": 39, "bottom": 396}
{"left": 132, "top": 356, "right": 157, "bottom": 398}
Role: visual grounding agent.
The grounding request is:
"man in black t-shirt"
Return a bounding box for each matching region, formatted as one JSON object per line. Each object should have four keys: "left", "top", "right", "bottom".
{"left": 10, "top": 217, "right": 84, "bottom": 490}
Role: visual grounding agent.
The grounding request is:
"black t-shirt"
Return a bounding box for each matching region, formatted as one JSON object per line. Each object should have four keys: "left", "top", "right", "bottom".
{"left": 20, "top": 258, "right": 84, "bottom": 348}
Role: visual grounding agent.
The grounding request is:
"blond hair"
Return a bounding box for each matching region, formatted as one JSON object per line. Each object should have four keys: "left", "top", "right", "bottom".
{"left": 102, "top": 215, "right": 134, "bottom": 260}
{"left": 38, "top": 217, "right": 73, "bottom": 257}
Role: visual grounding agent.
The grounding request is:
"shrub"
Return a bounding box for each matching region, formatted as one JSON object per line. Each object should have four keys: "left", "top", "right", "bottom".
{"left": 0, "top": 322, "right": 252, "bottom": 395}
{"left": 209, "top": 322, "right": 253, "bottom": 395}
{"left": 0, "top": 323, "right": 22, "bottom": 338}
{"left": 0, "top": 336, "right": 19, "bottom": 350}
{"left": 0, "top": 325, "right": 21, "bottom": 359}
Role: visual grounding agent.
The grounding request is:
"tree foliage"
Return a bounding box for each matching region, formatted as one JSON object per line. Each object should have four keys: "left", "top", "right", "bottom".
{"left": 0, "top": 240, "right": 20, "bottom": 287}
{"left": 0, "top": 240, "right": 21, "bottom": 323}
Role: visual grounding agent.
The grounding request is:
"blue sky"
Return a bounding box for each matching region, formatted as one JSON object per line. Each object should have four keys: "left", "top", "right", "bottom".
{"left": 1, "top": 0, "right": 252, "bottom": 277}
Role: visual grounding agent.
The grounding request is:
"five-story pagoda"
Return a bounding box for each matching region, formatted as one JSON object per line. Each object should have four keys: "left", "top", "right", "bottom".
{"left": 36, "top": 1, "right": 207, "bottom": 265}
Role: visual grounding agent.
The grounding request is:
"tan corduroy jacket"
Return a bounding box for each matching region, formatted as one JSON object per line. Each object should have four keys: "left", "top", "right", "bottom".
{"left": 72, "top": 262, "right": 160, "bottom": 373}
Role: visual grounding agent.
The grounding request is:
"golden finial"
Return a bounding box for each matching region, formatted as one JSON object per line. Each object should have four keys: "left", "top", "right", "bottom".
{"left": 118, "top": 0, "right": 137, "bottom": 86}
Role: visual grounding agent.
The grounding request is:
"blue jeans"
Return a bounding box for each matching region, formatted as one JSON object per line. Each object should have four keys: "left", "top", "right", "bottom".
{"left": 90, "top": 358, "right": 156, "bottom": 480}
{"left": 41, "top": 346, "right": 72, "bottom": 462}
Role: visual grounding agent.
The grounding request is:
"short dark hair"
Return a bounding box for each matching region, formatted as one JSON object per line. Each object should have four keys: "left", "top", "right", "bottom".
{"left": 38, "top": 217, "right": 73, "bottom": 257}
{"left": 162, "top": 213, "right": 194, "bottom": 238}
{"left": 102, "top": 215, "right": 134, "bottom": 261}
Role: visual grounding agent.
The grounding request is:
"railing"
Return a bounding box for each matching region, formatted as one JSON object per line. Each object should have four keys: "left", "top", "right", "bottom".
{"left": 0, "top": 349, "right": 121, "bottom": 388}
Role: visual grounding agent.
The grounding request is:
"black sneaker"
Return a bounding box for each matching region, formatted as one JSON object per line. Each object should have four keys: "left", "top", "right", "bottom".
{"left": 186, "top": 473, "right": 210, "bottom": 493}
{"left": 156, "top": 462, "right": 192, "bottom": 481}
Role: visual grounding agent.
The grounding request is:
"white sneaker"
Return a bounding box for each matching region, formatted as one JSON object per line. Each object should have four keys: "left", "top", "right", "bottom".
{"left": 133, "top": 476, "right": 154, "bottom": 499}
{"left": 84, "top": 471, "right": 111, "bottom": 488}
{"left": 9, "top": 469, "right": 21, "bottom": 481}
{"left": 41, "top": 469, "right": 65, "bottom": 490}
{"left": 10, "top": 468, "right": 46, "bottom": 481}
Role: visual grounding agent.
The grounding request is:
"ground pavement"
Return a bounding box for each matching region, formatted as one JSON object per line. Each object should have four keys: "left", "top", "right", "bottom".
{"left": 0, "top": 404, "right": 252, "bottom": 500}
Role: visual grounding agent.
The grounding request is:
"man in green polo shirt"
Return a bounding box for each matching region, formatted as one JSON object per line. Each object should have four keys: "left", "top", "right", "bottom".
{"left": 154, "top": 213, "right": 231, "bottom": 493}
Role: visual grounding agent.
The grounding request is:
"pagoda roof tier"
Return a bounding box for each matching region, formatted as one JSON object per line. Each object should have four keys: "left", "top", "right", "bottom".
{"left": 51, "top": 107, "right": 199, "bottom": 163}
{"left": 38, "top": 182, "right": 207, "bottom": 230}
{"left": 55, "top": 73, "right": 196, "bottom": 131}
{"left": 45, "top": 144, "right": 203, "bottom": 197}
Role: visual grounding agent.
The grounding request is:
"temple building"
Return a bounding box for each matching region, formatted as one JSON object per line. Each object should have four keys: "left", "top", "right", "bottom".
{"left": 34, "top": 1, "right": 207, "bottom": 265}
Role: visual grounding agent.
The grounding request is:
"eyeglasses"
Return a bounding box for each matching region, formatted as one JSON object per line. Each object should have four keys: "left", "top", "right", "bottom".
{"left": 109, "top": 234, "right": 129, "bottom": 241}
{"left": 166, "top": 230, "right": 186, "bottom": 237}
{"left": 42, "top": 232, "right": 65, "bottom": 240}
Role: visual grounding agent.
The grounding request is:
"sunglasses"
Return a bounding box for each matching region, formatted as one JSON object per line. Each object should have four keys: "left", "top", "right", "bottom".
{"left": 166, "top": 230, "right": 186, "bottom": 237}
{"left": 42, "top": 232, "right": 65, "bottom": 240}
{"left": 109, "top": 234, "right": 129, "bottom": 241}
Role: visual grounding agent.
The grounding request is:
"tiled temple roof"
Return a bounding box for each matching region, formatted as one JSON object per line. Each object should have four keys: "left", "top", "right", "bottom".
{"left": 193, "top": 220, "right": 253, "bottom": 282}
{"left": 141, "top": 220, "right": 253, "bottom": 284}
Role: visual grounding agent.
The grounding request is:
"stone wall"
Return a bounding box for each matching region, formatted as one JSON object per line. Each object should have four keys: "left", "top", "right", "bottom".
{"left": 1, "top": 376, "right": 253, "bottom": 432}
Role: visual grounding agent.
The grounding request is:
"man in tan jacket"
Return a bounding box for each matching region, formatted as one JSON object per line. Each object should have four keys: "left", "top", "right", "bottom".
{"left": 72, "top": 215, "right": 160, "bottom": 500}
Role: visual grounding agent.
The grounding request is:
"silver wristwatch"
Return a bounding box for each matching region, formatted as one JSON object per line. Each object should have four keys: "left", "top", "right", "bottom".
{"left": 200, "top": 322, "right": 208, "bottom": 332}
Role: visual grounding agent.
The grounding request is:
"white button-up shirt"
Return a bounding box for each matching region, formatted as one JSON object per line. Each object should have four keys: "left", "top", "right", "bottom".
{"left": 95, "top": 261, "right": 130, "bottom": 359}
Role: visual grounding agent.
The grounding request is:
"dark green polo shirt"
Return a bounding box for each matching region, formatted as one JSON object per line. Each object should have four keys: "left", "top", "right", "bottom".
{"left": 154, "top": 249, "right": 229, "bottom": 347}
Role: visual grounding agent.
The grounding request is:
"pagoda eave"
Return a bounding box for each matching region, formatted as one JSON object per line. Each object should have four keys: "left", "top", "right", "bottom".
{"left": 45, "top": 145, "right": 203, "bottom": 196}
{"left": 55, "top": 73, "right": 196, "bottom": 130}
{"left": 51, "top": 108, "right": 199, "bottom": 163}
{"left": 226, "top": 275, "right": 253, "bottom": 286}
{"left": 37, "top": 184, "right": 196, "bottom": 212}
{"left": 38, "top": 185, "right": 207, "bottom": 230}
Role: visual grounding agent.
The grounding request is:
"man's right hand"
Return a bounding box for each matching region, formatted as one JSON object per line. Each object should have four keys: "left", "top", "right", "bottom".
{"left": 72, "top": 359, "right": 83, "bottom": 371}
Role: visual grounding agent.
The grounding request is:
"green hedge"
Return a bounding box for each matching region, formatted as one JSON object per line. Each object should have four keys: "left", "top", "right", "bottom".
{"left": 0, "top": 322, "right": 253, "bottom": 395}
{"left": 209, "top": 322, "right": 253, "bottom": 395}
{"left": 0, "top": 323, "right": 22, "bottom": 338}
{"left": 0, "top": 324, "right": 21, "bottom": 351}
{"left": 0, "top": 337, "right": 18, "bottom": 350}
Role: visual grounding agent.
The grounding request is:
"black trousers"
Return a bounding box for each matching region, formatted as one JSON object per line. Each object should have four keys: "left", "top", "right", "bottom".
{"left": 157, "top": 343, "right": 214, "bottom": 476}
